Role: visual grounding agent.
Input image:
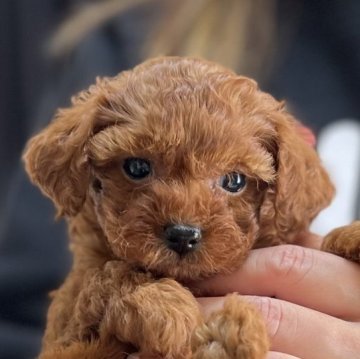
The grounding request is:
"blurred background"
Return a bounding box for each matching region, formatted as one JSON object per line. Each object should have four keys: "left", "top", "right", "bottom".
{"left": 0, "top": 1, "right": 359, "bottom": 358}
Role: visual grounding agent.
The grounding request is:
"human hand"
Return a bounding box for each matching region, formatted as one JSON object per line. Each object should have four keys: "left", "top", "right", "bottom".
{"left": 196, "top": 234, "right": 360, "bottom": 359}
{"left": 128, "top": 234, "right": 360, "bottom": 359}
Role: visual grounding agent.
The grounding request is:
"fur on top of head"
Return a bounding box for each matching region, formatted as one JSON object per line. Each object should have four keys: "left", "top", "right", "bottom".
{"left": 23, "top": 57, "right": 334, "bottom": 280}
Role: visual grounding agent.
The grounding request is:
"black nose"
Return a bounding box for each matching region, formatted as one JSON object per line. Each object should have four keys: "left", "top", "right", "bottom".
{"left": 164, "top": 224, "right": 202, "bottom": 256}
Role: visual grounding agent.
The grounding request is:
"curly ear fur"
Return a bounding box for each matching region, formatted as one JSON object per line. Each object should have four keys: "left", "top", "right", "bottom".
{"left": 258, "top": 109, "right": 335, "bottom": 246}
{"left": 217, "top": 76, "right": 334, "bottom": 245}
{"left": 23, "top": 78, "right": 119, "bottom": 217}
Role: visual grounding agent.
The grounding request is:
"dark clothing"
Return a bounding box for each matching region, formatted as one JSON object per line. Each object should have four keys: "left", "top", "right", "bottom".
{"left": 0, "top": 1, "right": 359, "bottom": 358}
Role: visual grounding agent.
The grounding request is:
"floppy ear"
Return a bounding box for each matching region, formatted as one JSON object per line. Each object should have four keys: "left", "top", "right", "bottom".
{"left": 258, "top": 110, "right": 335, "bottom": 245}
{"left": 23, "top": 79, "right": 113, "bottom": 217}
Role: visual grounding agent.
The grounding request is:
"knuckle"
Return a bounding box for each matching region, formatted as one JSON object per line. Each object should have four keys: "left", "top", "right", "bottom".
{"left": 253, "top": 297, "right": 283, "bottom": 338}
{"left": 267, "top": 245, "right": 314, "bottom": 282}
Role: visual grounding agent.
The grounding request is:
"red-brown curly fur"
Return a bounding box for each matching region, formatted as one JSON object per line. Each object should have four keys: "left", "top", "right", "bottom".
{"left": 24, "top": 57, "right": 355, "bottom": 358}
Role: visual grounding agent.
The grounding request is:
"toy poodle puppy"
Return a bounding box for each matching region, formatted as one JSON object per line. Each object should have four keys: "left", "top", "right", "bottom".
{"left": 23, "top": 57, "right": 360, "bottom": 359}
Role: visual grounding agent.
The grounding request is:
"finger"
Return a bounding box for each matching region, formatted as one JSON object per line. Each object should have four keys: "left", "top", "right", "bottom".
{"left": 266, "top": 352, "right": 301, "bottom": 359}
{"left": 246, "top": 296, "right": 359, "bottom": 359}
{"left": 198, "top": 296, "right": 360, "bottom": 359}
{"left": 195, "top": 245, "right": 360, "bottom": 320}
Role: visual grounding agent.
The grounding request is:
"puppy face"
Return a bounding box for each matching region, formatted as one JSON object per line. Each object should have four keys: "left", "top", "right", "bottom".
{"left": 24, "top": 57, "right": 334, "bottom": 280}
{"left": 87, "top": 93, "right": 274, "bottom": 280}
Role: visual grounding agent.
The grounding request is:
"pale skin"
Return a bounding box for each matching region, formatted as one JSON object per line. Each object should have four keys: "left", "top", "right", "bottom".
{"left": 129, "top": 233, "right": 360, "bottom": 359}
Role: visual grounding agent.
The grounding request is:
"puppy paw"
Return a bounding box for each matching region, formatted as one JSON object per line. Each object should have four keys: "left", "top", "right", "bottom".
{"left": 111, "top": 279, "right": 201, "bottom": 358}
{"left": 322, "top": 221, "right": 360, "bottom": 263}
{"left": 191, "top": 294, "right": 269, "bottom": 359}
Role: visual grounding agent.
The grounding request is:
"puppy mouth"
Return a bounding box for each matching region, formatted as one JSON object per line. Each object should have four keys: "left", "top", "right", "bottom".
{"left": 141, "top": 230, "right": 206, "bottom": 275}
{"left": 165, "top": 245, "right": 201, "bottom": 262}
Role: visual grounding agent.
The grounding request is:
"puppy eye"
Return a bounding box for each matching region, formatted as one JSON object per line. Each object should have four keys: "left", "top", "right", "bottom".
{"left": 123, "top": 158, "right": 151, "bottom": 180}
{"left": 219, "top": 172, "right": 246, "bottom": 193}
